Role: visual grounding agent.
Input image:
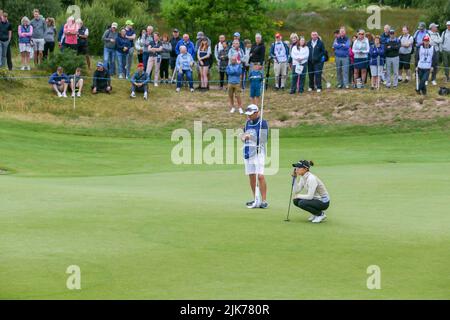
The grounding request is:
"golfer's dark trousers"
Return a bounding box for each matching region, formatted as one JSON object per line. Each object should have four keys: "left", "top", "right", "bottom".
{"left": 293, "top": 199, "right": 330, "bottom": 216}
{"left": 418, "top": 68, "right": 430, "bottom": 94}
{"left": 308, "top": 61, "right": 323, "bottom": 90}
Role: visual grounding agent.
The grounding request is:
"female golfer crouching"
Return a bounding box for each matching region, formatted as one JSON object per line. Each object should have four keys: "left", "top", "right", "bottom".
{"left": 292, "top": 160, "right": 330, "bottom": 223}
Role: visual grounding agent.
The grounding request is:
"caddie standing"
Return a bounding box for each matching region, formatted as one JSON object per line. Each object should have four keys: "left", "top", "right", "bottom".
{"left": 241, "top": 104, "right": 269, "bottom": 209}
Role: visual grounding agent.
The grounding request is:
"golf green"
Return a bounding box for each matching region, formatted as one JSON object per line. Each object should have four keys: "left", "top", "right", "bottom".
{"left": 1, "top": 120, "right": 449, "bottom": 299}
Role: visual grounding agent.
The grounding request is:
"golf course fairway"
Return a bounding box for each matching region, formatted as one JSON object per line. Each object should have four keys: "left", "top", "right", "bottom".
{"left": 1, "top": 119, "right": 449, "bottom": 299}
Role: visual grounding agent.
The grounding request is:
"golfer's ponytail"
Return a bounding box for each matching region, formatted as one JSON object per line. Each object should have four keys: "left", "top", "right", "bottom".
{"left": 309, "top": 160, "right": 315, "bottom": 167}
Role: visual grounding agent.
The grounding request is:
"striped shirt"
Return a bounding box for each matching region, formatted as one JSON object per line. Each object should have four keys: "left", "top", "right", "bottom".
{"left": 294, "top": 172, "right": 330, "bottom": 202}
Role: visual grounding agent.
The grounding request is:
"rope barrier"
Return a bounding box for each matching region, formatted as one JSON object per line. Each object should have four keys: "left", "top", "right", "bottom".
{"left": 1, "top": 58, "right": 447, "bottom": 83}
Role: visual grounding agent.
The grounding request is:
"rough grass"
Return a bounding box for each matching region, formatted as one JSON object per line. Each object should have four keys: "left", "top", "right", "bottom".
{"left": 1, "top": 7, "right": 448, "bottom": 134}
{"left": 1, "top": 56, "right": 449, "bottom": 133}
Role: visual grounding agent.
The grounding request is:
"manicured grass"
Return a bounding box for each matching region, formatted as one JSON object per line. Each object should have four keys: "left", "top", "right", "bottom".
{"left": 0, "top": 119, "right": 449, "bottom": 299}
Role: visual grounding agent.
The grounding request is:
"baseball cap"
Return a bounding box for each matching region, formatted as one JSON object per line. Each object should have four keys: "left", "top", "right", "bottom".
{"left": 111, "top": 22, "right": 118, "bottom": 28}
{"left": 125, "top": 20, "right": 134, "bottom": 26}
{"left": 275, "top": 33, "right": 282, "bottom": 38}
{"left": 197, "top": 31, "right": 204, "bottom": 39}
{"left": 292, "top": 160, "right": 313, "bottom": 169}
{"left": 447, "top": 21, "right": 450, "bottom": 26}
{"left": 244, "top": 104, "right": 259, "bottom": 115}
{"left": 423, "top": 35, "right": 430, "bottom": 41}
{"left": 389, "top": 29, "right": 395, "bottom": 34}
{"left": 137, "top": 63, "right": 144, "bottom": 68}
{"left": 233, "top": 32, "right": 240, "bottom": 37}
{"left": 97, "top": 62, "right": 104, "bottom": 67}
{"left": 429, "top": 23, "right": 439, "bottom": 29}
{"left": 418, "top": 22, "right": 426, "bottom": 29}
{"left": 173, "top": 28, "right": 179, "bottom": 32}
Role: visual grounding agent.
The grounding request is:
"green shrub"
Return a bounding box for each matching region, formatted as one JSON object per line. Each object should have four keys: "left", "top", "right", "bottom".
{"left": 42, "top": 49, "right": 86, "bottom": 75}
{"left": 0, "top": 69, "right": 23, "bottom": 87}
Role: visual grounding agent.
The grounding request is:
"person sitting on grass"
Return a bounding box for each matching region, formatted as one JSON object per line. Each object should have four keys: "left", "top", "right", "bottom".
{"left": 226, "top": 56, "right": 243, "bottom": 114}
{"left": 48, "top": 66, "right": 69, "bottom": 98}
{"left": 248, "top": 63, "right": 263, "bottom": 105}
{"left": 292, "top": 160, "right": 330, "bottom": 224}
{"left": 69, "top": 67, "right": 84, "bottom": 97}
{"left": 130, "top": 62, "right": 149, "bottom": 100}
{"left": 175, "top": 45, "right": 194, "bottom": 93}
{"left": 92, "top": 62, "right": 112, "bottom": 94}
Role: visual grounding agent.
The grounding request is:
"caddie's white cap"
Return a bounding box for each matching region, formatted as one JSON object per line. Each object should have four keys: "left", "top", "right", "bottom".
{"left": 245, "top": 104, "right": 259, "bottom": 115}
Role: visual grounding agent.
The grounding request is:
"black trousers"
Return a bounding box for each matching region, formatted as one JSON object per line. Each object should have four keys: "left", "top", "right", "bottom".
{"left": 293, "top": 199, "right": 330, "bottom": 216}
{"left": 219, "top": 71, "right": 227, "bottom": 88}
{"left": 308, "top": 61, "right": 323, "bottom": 90}
{"left": 417, "top": 68, "right": 430, "bottom": 94}
{"left": 6, "top": 42, "right": 12, "bottom": 70}
{"left": 160, "top": 58, "right": 170, "bottom": 79}
{"left": 43, "top": 41, "right": 55, "bottom": 60}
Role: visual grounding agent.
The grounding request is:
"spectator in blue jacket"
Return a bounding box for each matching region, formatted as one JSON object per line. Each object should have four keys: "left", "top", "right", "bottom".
{"left": 175, "top": 34, "right": 195, "bottom": 58}
{"left": 413, "top": 22, "right": 430, "bottom": 49}
{"left": 130, "top": 62, "right": 149, "bottom": 100}
{"left": 102, "top": 22, "right": 118, "bottom": 76}
{"left": 116, "top": 28, "right": 132, "bottom": 79}
{"left": 380, "top": 25, "right": 391, "bottom": 46}
{"left": 48, "top": 66, "right": 69, "bottom": 97}
{"left": 226, "top": 56, "right": 243, "bottom": 114}
{"left": 333, "top": 27, "right": 351, "bottom": 89}
{"left": 307, "top": 31, "right": 326, "bottom": 92}
{"left": 57, "top": 24, "right": 65, "bottom": 51}
{"left": 175, "top": 45, "right": 195, "bottom": 92}
{"left": 369, "top": 36, "right": 385, "bottom": 90}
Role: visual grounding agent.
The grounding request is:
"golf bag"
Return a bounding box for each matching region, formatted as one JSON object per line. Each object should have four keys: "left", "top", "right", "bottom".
{"left": 438, "top": 87, "right": 449, "bottom": 96}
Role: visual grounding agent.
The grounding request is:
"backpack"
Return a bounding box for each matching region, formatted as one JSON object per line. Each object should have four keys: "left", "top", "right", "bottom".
{"left": 323, "top": 49, "right": 329, "bottom": 62}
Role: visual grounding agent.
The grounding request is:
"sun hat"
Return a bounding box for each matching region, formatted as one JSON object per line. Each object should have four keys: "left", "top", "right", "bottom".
{"left": 244, "top": 104, "right": 259, "bottom": 115}
{"left": 429, "top": 23, "right": 439, "bottom": 29}
{"left": 292, "top": 160, "right": 313, "bottom": 169}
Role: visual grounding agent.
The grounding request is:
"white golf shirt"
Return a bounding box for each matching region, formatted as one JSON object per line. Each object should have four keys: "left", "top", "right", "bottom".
{"left": 294, "top": 172, "right": 330, "bottom": 202}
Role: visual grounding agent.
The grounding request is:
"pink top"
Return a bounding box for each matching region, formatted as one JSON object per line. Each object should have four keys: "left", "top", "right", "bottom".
{"left": 64, "top": 23, "right": 79, "bottom": 45}
{"left": 18, "top": 25, "right": 33, "bottom": 38}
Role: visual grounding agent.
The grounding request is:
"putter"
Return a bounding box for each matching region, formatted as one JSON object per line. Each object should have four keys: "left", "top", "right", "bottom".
{"left": 284, "top": 171, "right": 296, "bottom": 222}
